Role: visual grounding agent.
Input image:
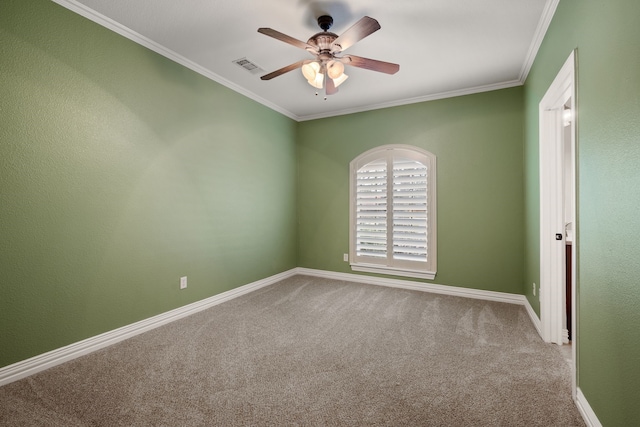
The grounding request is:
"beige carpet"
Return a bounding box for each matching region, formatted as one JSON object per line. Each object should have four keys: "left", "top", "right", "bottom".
{"left": 0, "top": 275, "right": 585, "bottom": 426}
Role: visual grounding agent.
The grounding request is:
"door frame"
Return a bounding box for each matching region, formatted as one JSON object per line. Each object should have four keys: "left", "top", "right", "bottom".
{"left": 539, "top": 50, "right": 577, "bottom": 397}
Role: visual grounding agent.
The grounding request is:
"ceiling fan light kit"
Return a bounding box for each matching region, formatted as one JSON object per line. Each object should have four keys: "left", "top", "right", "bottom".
{"left": 302, "top": 59, "right": 348, "bottom": 90}
{"left": 326, "top": 60, "right": 345, "bottom": 80}
{"left": 258, "top": 15, "right": 399, "bottom": 97}
{"left": 301, "top": 60, "right": 320, "bottom": 81}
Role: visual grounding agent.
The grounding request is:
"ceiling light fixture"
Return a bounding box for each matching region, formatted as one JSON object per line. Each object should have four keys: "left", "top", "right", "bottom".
{"left": 563, "top": 106, "right": 573, "bottom": 126}
{"left": 258, "top": 15, "right": 399, "bottom": 97}
{"left": 302, "top": 59, "right": 349, "bottom": 91}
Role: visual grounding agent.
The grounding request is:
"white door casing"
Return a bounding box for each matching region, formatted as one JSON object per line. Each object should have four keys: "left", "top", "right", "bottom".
{"left": 539, "top": 50, "right": 577, "bottom": 397}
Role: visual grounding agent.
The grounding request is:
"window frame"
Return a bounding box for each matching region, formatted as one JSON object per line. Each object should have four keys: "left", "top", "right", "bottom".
{"left": 349, "top": 144, "right": 437, "bottom": 280}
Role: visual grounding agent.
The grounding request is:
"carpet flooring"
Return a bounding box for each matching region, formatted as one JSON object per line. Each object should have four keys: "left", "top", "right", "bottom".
{"left": 0, "top": 275, "right": 585, "bottom": 426}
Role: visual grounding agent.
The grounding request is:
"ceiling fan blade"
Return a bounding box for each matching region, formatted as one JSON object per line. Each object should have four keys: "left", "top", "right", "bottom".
{"left": 258, "top": 28, "right": 319, "bottom": 53}
{"left": 260, "top": 60, "right": 307, "bottom": 80}
{"left": 341, "top": 55, "right": 399, "bottom": 74}
{"left": 331, "top": 16, "right": 381, "bottom": 53}
{"left": 326, "top": 77, "right": 338, "bottom": 95}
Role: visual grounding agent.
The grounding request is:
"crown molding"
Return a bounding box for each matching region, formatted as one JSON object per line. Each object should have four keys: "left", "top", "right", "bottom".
{"left": 518, "top": 0, "right": 560, "bottom": 83}
{"left": 50, "top": 0, "right": 299, "bottom": 121}
{"left": 297, "top": 79, "right": 523, "bottom": 121}
{"left": 51, "top": 0, "right": 559, "bottom": 123}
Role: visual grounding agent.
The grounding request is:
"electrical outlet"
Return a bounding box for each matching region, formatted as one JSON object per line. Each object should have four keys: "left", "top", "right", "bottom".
{"left": 180, "top": 276, "right": 187, "bottom": 290}
{"left": 343, "top": 253, "right": 349, "bottom": 262}
{"left": 533, "top": 282, "right": 536, "bottom": 296}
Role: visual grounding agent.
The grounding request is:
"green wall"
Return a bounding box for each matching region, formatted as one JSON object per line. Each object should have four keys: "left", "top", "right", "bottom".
{"left": 0, "top": 0, "right": 298, "bottom": 368}
{"left": 297, "top": 88, "right": 525, "bottom": 294}
{"left": 524, "top": 0, "right": 640, "bottom": 425}
{"left": 4, "top": 0, "right": 639, "bottom": 424}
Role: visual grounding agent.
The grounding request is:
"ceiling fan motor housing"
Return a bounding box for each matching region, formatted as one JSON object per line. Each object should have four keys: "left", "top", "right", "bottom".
{"left": 309, "top": 15, "right": 341, "bottom": 56}
{"left": 307, "top": 33, "right": 338, "bottom": 54}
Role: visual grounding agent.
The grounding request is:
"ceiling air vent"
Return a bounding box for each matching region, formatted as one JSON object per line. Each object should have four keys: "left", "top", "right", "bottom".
{"left": 232, "top": 57, "right": 264, "bottom": 75}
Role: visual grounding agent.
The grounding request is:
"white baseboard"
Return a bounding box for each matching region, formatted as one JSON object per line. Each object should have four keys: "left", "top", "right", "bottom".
{"left": 0, "top": 267, "right": 559, "bottom": 392}
{"left": 522, "top": 297, "right": 543, "bottom": 338}
{"left": 2, "top": 266, "right": 597, "bottom": 426}
{"left": 299, "top": 268, "right": 604, "bottom": 423}
{"left": 0, "top": 268, "right": 297, "bottom": 387}
{"left": 295, "top": 267, "right": 527, "bottom": 305}
{"left": 295, "top": 269, "right": 547, "bottom": 340}
{"left": 576, "top": 388, "right": 603, "bottom": 427}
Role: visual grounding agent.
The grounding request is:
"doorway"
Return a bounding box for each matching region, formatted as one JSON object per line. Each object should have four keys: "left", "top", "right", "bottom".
{"left": 539, "top": 50, "right": 577, "bottom": 398}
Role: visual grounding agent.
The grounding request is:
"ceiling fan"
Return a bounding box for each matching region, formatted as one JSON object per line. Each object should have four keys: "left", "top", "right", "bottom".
{"left": 258, "top": 15, "right": 399, "bottom": 96}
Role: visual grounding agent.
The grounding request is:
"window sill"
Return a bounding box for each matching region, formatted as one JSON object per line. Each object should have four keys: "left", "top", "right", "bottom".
{"left": 350, "top": 264, "right": 436, "bottom": 280}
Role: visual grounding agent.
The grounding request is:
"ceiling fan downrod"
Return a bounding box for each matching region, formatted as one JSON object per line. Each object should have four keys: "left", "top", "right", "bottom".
{"left": 317, "top": 15, "right": 333, "bottom": 32}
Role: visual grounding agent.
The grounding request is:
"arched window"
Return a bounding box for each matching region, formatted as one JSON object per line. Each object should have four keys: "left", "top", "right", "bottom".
{"left": 349, "top": 145, "right": 437, "bottom": 280}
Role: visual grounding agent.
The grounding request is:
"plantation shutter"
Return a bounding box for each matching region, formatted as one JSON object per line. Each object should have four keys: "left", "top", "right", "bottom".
{"left": 350, "top": 145, "right": 436, "bottom": 280}
{"left": 392, "top": 158, "right": 428, "bottom": 262}
{"left": 355, "top": 159, "right": 387, "bottom": 258}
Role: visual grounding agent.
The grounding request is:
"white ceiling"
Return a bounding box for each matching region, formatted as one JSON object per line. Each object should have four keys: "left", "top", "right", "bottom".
{"left": 53, "top": 0, "right": 557, "bottom": 121}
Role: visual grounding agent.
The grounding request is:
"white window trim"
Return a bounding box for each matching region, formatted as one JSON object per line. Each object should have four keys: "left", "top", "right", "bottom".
{"left": 349, "top": 144, "right": 437, "bottom": 280}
